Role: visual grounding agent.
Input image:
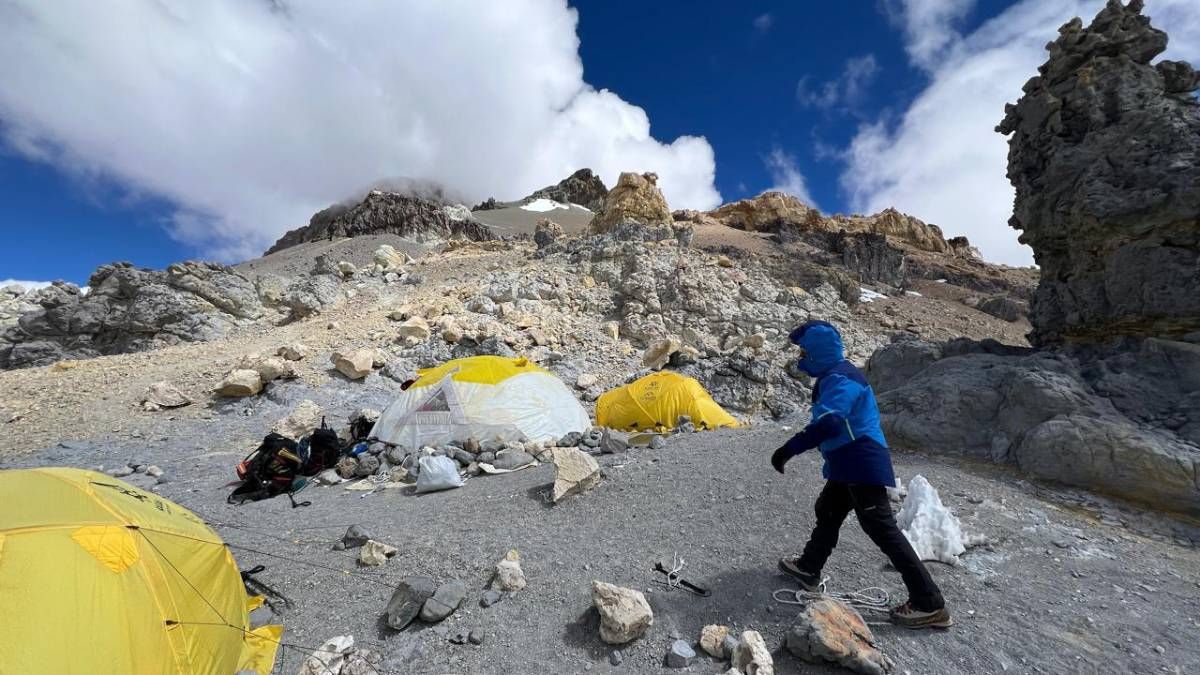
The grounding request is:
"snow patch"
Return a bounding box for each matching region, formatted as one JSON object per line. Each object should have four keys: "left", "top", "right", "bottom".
{"left": 521, "top": 198, "right": 570, "bottom": 212}
{"left": 897, "top": 475, "right": 969, "bottom": 565}
{"left": 935, "top": 278, "right": 948, "bottom": 284}
{"left": 859, "top": 287, "right": 887, "bottom": 303}
{"left": 905, "top": 290, "right": 923, "bottom": 297}
{"left": 570, "top": 203, "right": 592, "bottom": 213}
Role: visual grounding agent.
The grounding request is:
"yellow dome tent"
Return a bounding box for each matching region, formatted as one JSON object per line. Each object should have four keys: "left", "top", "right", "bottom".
{"left": 596, "top": 371, "right": 740, "bottom": 432}
{"left": 0, "top": 467, "right": 281, "bottom": 674}
{"left": 372, "top": 355, "right": 591, "bottom": 447}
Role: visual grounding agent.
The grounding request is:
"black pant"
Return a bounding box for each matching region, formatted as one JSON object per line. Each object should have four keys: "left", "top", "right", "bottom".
{"left": 798, "top": 480, "right": 945, "bottom": 611}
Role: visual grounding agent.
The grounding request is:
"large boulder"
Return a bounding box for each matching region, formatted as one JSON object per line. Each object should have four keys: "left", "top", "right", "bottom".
{"left": 997, "top": 0, "right": 1200, "bottom": 346}
{"left": 785, "top": 598, "right": 894, "bottom": 675}
{"left": 869, "top": 337, "right": 1200, "bottom": 515}
{"left": 706, "top": 191, "right": 823, "bottom": 233}
{"left": 590, "top": 172, "right": 673, "bottom": 233}
{"left": 550, "top": 447, "right": 601, "bottom": 502}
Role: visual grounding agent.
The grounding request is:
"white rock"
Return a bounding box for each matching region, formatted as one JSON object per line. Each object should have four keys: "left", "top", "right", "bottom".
{"left": 144, "top": 465, "right": 164, "bottom": 478}
{"left": 296, "top": 635, "right": 355, "bottom": 675}
{"left": 602, "top": 321, "right": 620, "bottom": 340}
{"left": 897, "top": 475, "right": 967, "bottom": 564}
{"left": 576, "top": 373, "right": 599, "bottom": 389}
{"left": 592, "top": 581, "right": 653, "bottom": 645}
{"left": 374, "top": 244, "right": 407, "bottom": 270}
{"left": 396, "top": 316, "right": 431, "bottom": 342}
{"left": 273, "top": 400, "right": 322, "bottom": 440}
{"left": 700, "top": 624, "right": 731, "bottom": 659}
{"left": 732, "top": 630, "right": 774, "bottom": 675}
{"left": 551, "top": 447, "right": 601, "bottom": 502}
{"left": 494, "top": 550, "right": 527, "bottom": 591}
{"left": 337, "top": 261, "right": 357, "bottom": 277}
{"left": 642, "top": 337, "right": 681, "bottom": 370}
{"left": 331, "top": 349, "right": 375, "bottom": 380}
{"left": 217, "top": 369, "right": 263, "bottom": 397}
{"left": 358, "top": 540, "right": 398, "bottom": 567}
{"left": 237, "top": 354, "right": 294, "bottom": 382}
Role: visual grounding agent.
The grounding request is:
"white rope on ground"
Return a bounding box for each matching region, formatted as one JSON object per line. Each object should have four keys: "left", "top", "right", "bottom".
{"left": 665, "top": 552, "right": 684, "bottom": 589}
{"left": 772, "top": 576, "right": 892, "bottom": 614}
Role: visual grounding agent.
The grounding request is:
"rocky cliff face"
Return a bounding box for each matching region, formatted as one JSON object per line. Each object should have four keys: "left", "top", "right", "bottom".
{"left": 266, "top": 191, "right": 494, "bottom": 255}
{"left": 997, "top": 0, "right": 1200, "bottom": 346}
{"left": 704, "top": 192, "right": 825, "bottom": 233}
{"left": 528, "top": 168, "right": 608, "bottom": 212}
{"left": 869, "top": 1, "right": 1200, "bottom": 515}
{"left": 0, "top": 262, "right": 274, "bottom": 369}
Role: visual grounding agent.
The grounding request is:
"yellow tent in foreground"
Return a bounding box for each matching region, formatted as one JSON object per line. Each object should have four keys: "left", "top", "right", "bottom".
{"left": 0, "top": 467, "right": 281, "bottom": 674}
{"left": 597, "top": 371, "right": 741, "bottom": 432}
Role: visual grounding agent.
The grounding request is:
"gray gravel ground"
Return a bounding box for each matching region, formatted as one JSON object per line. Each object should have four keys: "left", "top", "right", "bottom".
{"left": 7, "top": 377, "right": 1200, "bottom": 675}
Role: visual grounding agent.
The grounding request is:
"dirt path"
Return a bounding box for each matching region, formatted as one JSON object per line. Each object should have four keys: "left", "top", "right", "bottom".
{"left": 7, "top": 381, "right": 1198, "bottom": 674}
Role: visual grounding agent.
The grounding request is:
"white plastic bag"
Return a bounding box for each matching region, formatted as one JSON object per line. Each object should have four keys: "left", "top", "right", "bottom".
{"left": 415, "top": 455, "right": 464, "bottom": 494}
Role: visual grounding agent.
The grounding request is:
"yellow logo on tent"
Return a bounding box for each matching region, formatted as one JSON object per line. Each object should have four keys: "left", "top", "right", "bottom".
{"left": 0, "top": 467, "right": 281, "bottom": 674}
{"left": 596, "top": 371, "right": 740, "bottom": 431}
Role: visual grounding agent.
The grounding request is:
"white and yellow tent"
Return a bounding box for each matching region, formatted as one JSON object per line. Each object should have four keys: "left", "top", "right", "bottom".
{"left": 597, "top": 371, "right": 740, "bottom": 432}
{"left": 371, "top": 355, "right": 590, "bottom": 447}
{"left": 0, "top": 467, "right": 280, "bottom": 674}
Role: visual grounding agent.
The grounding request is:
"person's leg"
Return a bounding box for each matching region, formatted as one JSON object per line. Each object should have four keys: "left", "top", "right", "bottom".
{"left": 848, "top": 484, "right": 945, "bottom": 612}
{"left": 792, "top": 481, "right": 853, "bottom": 575}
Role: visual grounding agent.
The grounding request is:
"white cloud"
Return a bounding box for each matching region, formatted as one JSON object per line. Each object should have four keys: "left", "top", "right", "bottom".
{"left": 880, "top": 0, "right": 977, "bottom": 70}
{"left": 0, "top": 1, "right": 721, "bottom": 261}
{"left": 765, "top": 147, "right": 819, "bottom": 210}
{"left": 844, "top": 0, "right": 1200, "bottom": 266}
{"left": 797, "top": 54, "right": 880, "bottom": 110}
{"left": 754, "top": 13, "right": 774, "bottom": 33}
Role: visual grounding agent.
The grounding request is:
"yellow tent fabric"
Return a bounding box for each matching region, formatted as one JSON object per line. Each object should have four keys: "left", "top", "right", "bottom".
{"left": 0, "top": 467, "right": 281, "bottom": 674}
{"left": 596, "top": 372, "right": 741, "bottom": 431}
{"left": 411, "top": 355, "right": 548, "bottom": 388}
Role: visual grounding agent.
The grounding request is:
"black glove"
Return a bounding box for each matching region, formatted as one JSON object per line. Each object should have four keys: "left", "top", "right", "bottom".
{"left": 771, "top": 444, "right": 799, "bottom": 474}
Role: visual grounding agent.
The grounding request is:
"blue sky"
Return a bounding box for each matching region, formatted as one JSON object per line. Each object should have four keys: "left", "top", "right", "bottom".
{"left": 2, "top": 0, "right": 1198, "bottom": 286}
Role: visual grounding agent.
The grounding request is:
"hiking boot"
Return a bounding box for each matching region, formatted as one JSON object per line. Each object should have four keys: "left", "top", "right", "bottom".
{"left": 777, "top": 558, "right": 822, "bottom": 592}
{"left": 889, "top": 601, "right": 953, "bottom": 629}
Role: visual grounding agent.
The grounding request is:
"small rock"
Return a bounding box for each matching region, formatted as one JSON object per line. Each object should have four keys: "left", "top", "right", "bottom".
{"left": 732, "top": 631, "right": 774, "bottom": 675}
{"left": 598, "top": 428, "right": 629, "bottom": 454}
{"left": 642, "top": 337, "right": 682, "bottom": 371}
{"left": 592, "top": 581, "right": 653, "bottom": 645}
{"left": 333, "top": 524, "right": 374, "bottom": 551}
{"left": 480, "top": 590, "right": 504, "bottom": 607}
{"left": 743, "top": 333, "right": 766, "bottom": 349}
{"left": 602, "top": 321, "right": 620, "bottom": 340}
{"left": 396, "top": 316, "right": 432, "bottom": 342}
{"left": 217, "top": 369, "right": 263, "bottom": 397}
{"left": 449, "top": 631, "right": 468, "bottom": 645}
{"left": 109, "top": 466, "right": 135, "bottom": 478}
{"left": 717, "top": 255, "right": 733, "bottom": 267}
{"left": 700, "top": 624, "right": 731, "bottom": 659}
{"left": 576, "top": 373, "right": 599, "bottom": 389}
{"left": 276, "top": 343, "right": 309, "bottom": 361}
{"left": 144, "top": 465, "right": 163, "bottom": 478}
{"left": 335, "top": 456, "right": 359, "bottom": 480}
{"left": 468, "top": 629, "right": 485, "bottom": 646}
{"left": 649, "top": 435, "right": 666, "bottom": 450}
{"left": 666, "top": 640, "right": 696, "bottom": 668}
{"left": 491, "top": 450, "right": 535, "bottom": 471}
{"left": 609, "top": 650, "right": 623, "bottom": 666}
{"left": 495, "top": 550, "right": 527, "bottom": 591}
{"left": 550, "top": 447, "right": 601, "bottom": 502}
{"left": 354, "top": 454, "right": 380, "bottom": 477}
{"left": 272, "top": 399, "right": 322, "bottom": 440}
{"left": 331, "top": 349, "right": 375, "bottom": 380}
{"left": 142, "top": 381, "right": 191, "bottom": 410}
{"left": 557, "top": 431, "right": 583, "bottom": 447}
{"left": 723, "top": 635, "right": 741, "bottom": 660}
{"left": 385, "top": 577, "right": 437, "bottom": 630}
{"left": 357, "top": 540, "right": 398, "bottom": 567}
{"left": 419, "top": 580, "right": 467, "bottom": 623}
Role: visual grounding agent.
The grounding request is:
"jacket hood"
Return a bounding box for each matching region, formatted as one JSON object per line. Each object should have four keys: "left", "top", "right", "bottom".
{"left": 790, "top": 320, "right": 845, "bottom": 376}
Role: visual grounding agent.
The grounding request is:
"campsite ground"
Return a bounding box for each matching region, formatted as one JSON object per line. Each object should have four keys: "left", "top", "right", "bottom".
{"left": 7, "top": 375, "right": 1200, "bottom": 675}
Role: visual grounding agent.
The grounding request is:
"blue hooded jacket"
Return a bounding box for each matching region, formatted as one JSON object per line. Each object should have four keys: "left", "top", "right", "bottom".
{"left": 784, "top": 321, "right": 896, "bottom": 487}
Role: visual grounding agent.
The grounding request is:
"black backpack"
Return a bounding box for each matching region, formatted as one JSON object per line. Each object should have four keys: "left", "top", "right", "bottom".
{"left": 229, "top": 433, "right": 306, "bottom": 505}
{"left": 303, "top": 418, "right": 342, "bottom": 475}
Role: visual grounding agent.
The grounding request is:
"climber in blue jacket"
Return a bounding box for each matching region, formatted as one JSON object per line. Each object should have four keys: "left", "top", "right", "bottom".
{"left": 772, "top": 320, "right": 951, "bottom": 629}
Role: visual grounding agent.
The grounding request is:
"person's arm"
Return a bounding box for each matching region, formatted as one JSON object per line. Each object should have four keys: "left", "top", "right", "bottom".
{"left": 771, "top": 374, "right": 859, "bottom": 473}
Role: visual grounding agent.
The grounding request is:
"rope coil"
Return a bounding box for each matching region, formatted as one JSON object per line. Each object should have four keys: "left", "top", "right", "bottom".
{"left": 772, "top": 577, "right": 891, "bottom": 613}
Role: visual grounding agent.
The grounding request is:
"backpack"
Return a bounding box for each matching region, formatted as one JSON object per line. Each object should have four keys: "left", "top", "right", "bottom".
{"left": 304, "top": 417, "right": 342, "bottom": 475}
{"left": 229, "top": 433, "right": 306, "bottom": 505}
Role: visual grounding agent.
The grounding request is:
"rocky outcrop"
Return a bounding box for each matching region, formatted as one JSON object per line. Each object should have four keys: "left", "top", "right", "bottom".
{"left": 705, "top": 191, "right": 824, "bottom": 233}
{"left": 997, "top": 0, "right": 1200, "bottom": 346}
{"left": 868, "top": 336, "right": 1200, "bottom": 515}
{"left": 528, "top": 168, "right": 608, "bottom": 212}
{"left": 589, "top": 172, "right": 673, "bottom": 233}
{"left": 0, "top": 262, "right": 273, "bottom": 370}
{"left": 828, "top": 209, "right": 951, "bottom": 255}
{"left": 266, "top": 191, "right": 495, "bottom": 255}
